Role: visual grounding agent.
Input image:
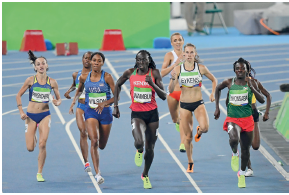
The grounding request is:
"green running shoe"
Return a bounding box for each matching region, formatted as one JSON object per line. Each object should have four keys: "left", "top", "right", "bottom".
{"left": 179, "top": 143, "right": 186, "bottom": 152}
{"left": 237, "top": 171, "right": 246, "bottom": 188}
{"left": 141, "top": 174, "right": 152, "bottom": 189}
{"left": 135, "top": 150, "right": 143, "bottom": 167}
{"left": 36, "top": 173, "right": 45, "bottom": 182}
{"left": 175, "top": 123, "right": 180, "bottom": 132}
{"left": 231, "top": 154, "right": 239, "bottom": 172}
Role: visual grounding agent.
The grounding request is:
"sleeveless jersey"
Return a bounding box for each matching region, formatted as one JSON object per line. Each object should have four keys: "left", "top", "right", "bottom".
{"left": 29, "top": 75, "right": 52, "bottom": 103}
{"left": 84, "top": 71, "right": 111, "bottom": 109}
{"left": 227, "top": 78, "right": 253, "bottom": 118}
{"left": 129, "top": 68, "right": 157, "bottom": 112}
{"left": 178, "top": 62, "right": 202, "bottom": 88}
{"left": 75, "top": 70, "right": 85, "bottom": 99}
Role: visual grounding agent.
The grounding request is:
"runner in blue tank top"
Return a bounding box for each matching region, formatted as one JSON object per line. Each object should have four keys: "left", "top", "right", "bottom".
{"left": 69, "top": 52, "right": 115, "bottom": 185}
{"left": 16, "top": 50, "right": 61, "bottom": 182}
{"left": 64, "top": 51, "right": 92, "bottom": 172}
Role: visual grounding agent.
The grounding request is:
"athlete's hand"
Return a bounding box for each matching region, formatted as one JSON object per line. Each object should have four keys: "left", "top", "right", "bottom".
{"left": 69, "top": 105, "right": 74, "bottom": 115}
{"left": 170, "top": 69, "right": 176, "bottom": 80}
{"left": 20, "top": 112, "right": 28, "bottom": 120}
{"left": 112, "top": 106, "right": 120, "bottom": 118}
{"left": 214, "top": 108, "right": 220, "bottom": 120}
{"left": 175, "top": 54, "right": 185, "bottom": 66}
{"left": 52, "top": 95, "right": 60, "bottom": 106}
{"left": 210, "top": 93, "right": 215, "bottom": 102}
{"left": 64, "top": 91, "right": 71, "bottom": 99}
{"left": 245, "top": 77, "right": 253, "bottom": 89}
{"left": 145, "top": 75, "right": 154, "bottom": 86}
{"left": 95, "top": 102, "right": 106, "bottom": 114}
{"left": 263, "top": 112, "right": 269, "bottom": 121}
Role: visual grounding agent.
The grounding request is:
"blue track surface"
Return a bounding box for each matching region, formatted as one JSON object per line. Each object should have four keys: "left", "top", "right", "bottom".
{"left": 2, "top": 29, "right": 289, "bottom": 192}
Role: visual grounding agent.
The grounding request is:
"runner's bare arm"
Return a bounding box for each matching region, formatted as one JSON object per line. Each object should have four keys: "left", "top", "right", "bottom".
{"left": 148, "top": 69, "right": 166, "bottom": 100}
{"left": 16, "top": 76, "right": 33, "bottom": 119}
{"left": 247, "top": 77, "right": 265, "bottom": 104}
{"left": 64, "top": 71, "right": 78, "bottom": 99}
{"left": 257, "top": 79, "right": 272, "bottom": 121}
{"left": 168, "top": 66, "right": 180, "bottom": 93}
{"left": 200, "top": 65, "right": 218, "bottom": 102}
{"left": 214, "top": 79, "right": 230, "bottom": 119}
{"left": 51, "top": 78, "right": 61, "bottom": 106}
{"left": 103, "top": 73, "right": 116, "bottom": 106}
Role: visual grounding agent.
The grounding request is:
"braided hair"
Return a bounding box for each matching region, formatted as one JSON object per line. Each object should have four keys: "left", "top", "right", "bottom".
{"left": 134, "top": 50, "right": 156, "bottom": 69}
{"left": 82, "top": 51, "right": 93, "bottom": 59}
{"left": 28, "top": 50, "right": 48, "bottom": 72}
{"left": 233, "top": 57, "right": 256, "bottom": 78}
{"left": 90, "top": 52, "right": 105, "bottom": 62}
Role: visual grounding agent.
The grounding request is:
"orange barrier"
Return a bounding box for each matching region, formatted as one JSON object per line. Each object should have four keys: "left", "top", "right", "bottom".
{"left": 55, "top": 43, "right": 66, "bottom": 56}
{"left": 69, "top": 42, "right": 78, "bottom": 55}
{"left": 2, "top": 41, "right": 7, "bottom": 55}
{"left": 100, "top": 29, "right": 125, "bottom": 51}
{"left": 20, "top": 30, "right": 47, "bottom": 51}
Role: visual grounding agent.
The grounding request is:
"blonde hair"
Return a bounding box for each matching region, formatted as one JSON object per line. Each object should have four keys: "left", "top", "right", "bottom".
{"left": 170, "top": 32, "right": 184, "bottom": 42}
{"left": 184, "top": 43, "right": 201, "bottom": 63}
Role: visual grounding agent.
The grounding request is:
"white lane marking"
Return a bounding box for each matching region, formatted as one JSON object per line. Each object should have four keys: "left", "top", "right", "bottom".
{"left": 105, "top": 58, "right": 202, "bottom": 193}
{"left": 203, "top": 82, "right": 289, "bottom": 181}
{"left": 49, "top": 95, "right": 65, "bottom": 124}
{"left": 2, "top": 106, "right": 28, "bottom": 116}
{"left": 65, "top": 118, "right": 102, "bottom": 193}
{"left": 105, "top": 58, "right": 131, "bottom": 99}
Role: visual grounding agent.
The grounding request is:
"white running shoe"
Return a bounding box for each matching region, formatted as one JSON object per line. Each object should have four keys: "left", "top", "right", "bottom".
{"left": 95, "top": 173, "right": 104, "bottom": 184}
{"left": 84, "top": 162, "right": 92, "bottom": 172}
{"left": 245, "top": 169, "right": 253, "bottom": 177}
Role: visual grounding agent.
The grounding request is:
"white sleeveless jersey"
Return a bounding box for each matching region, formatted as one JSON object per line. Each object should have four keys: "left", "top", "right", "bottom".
{"left": 178, "top": 62, "right": 202, "bottom": 88}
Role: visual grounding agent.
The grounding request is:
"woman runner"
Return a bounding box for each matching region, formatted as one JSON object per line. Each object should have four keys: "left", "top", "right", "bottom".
{"left": 169, "top": 43, "right": 217, "bottom": 173}
{"left": 214, "top": 57, "right": 265, "bottom": 188}
{"left": 64, "top": 51, "right": 92, "bottom": 172}
{"left": 112, "top": 50, "right": 166, "bottom": 189}
{"left": 160, "top": 32, "right": 186, "bottom": 152}
{"left": 69, "top": 52, "right": 115, "bottom": 184}
{"left": 16, "top": 50, "right": 62, "bottom": 182}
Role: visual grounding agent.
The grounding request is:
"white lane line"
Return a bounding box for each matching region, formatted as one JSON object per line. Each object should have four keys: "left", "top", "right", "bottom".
{"left": 105, "top": 58, "right": 202, "bottom": 193}
{"left": 49, "top": 95, "right": 65, "bottom": 124}
{"left": 105, "top": 58, "right": 131, "bottom": 99}
{"left": 65, "top": 118, "right": 102, "bottom": 193}
{"left": 202, "top": 83, "right": 289, "bottom": 181}
{"left": 2, "top": 106, "right": 28, "bottom": 116}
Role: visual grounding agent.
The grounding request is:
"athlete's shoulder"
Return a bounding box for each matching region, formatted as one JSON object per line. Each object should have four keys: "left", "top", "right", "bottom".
{"left": 104, "top": 71, "right": 113, "bottom": 79}
{"left": 25, "top": 76, "right": 35, "bottom": 85}
{"left": 72, "top": 71, "right": 78, "bottom": 78}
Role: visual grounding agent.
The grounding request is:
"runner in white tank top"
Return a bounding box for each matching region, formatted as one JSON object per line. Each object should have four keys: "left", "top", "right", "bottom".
{"left": 160, "top": 32, "right": 187, "bottom": 153}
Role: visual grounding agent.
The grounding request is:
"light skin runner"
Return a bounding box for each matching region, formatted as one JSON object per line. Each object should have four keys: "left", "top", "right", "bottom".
{"left": 113, "top": 50, "right": 166, "bottom": 189}
{"left": 69, "top": 52, "right": 115, "bottom": 184}
{"left": 214, "top": 57, "right": 265, "bottom": 188}
{"left": 64, "top": 51, "right": 92, "bottom": 172}
{"left": 16, "top": 50, "right": 61, "bottom": 182}
{"left": 160, "top": 32, "right": 187, "bottom": 152}
{"left": 169, "top": 43, "right": 217, "bottom": 172}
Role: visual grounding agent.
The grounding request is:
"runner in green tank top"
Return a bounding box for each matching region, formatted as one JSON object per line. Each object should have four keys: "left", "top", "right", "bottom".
{"left": 214, "top": 58, "right": 265, "bottom": 188}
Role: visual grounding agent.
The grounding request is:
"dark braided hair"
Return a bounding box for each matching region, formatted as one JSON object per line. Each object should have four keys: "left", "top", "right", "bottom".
{"left": 134, "top": 50, "right": 156, "bottom": 69}
{"left": 82, "top": 51, "right": 93, "bottom": 59}
{"left": 233, "top": 57, "right": 256, "bottom": 78}
{"left": 28, "top": 50, "right": 48, "bottom": 72}
{"left": 91, "top": 52, "right": 105, "bottom": 62}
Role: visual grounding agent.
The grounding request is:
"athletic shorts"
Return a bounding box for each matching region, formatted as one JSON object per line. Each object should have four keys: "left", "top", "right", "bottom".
{"left": 252, "top": 108, "right": 259, "bottom": 122}
{"left": 84, "top": 106, "right": 113, "bottom": 125}
{"left": 27, "top": 110, "right": 51, "bottom": 124}
{"left": 131, "top": 108, "right": 159, "bottom": 124}
{"left": 169, "top": 90, "right": 181, "bottom": 101}
{"left": 223, "top": 115, "right": 254, "bottom": 133}
{"left": 77, "top": 102, "right": 86, "bottom": 111}
{"left": 180, "top": 100, "right": 204, "bottom": 112}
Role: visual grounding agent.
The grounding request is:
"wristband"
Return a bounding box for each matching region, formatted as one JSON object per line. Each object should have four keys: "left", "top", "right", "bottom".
{"left": 114, "top": 105, "right": 118, "bottom": 108}
{"left": 17, "top": 104, "right": 22, "bottom": 107}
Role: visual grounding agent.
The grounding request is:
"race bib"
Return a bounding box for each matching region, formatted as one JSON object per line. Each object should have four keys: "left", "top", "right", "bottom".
{"left": 88, "top": 93, "right": 107, "bottom": 108}
{"left": 133, "top": 87, "right": 152, "bottom": 103}
{"left": 76, "top": 84, "right": 85, "bottom": 99}
{"left": 229, "top": 90, "right": 248, "bottom": 106}
{"left": 180, "top": 72, "right": 201, "bottom": 87}
{"left": 31, "top": 87, "right": 51, "bottom": 103}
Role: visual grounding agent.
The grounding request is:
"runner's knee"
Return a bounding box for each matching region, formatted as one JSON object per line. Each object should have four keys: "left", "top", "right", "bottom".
{"left": 27, "top": 146, "right": 34, "bottom": 152}
{"left": 134, "top": 140, "right": 144, "bottom": 149}
{"left": 200, "top": 124, "right": 209, "bottom": 133}
{"left": 91, "top": 138, "right": 99, "bottom": 148}
{"left": 38, "top": 140, "right": 46, "bottom": 150}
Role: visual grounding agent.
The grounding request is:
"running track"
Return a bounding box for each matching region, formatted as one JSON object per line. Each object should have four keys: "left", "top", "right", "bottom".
{"left": 2, "top": 44, "right": 289, "bottom": 192}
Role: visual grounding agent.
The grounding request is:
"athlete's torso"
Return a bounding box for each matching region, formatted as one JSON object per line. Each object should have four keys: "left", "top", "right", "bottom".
{"left": 29, "top": 75, "right": 52, "bottom": 103}
{"left": 129, "top": 68, "right": 157, "bottom": 112}
{"left": 84, "top": 71, "right": 111, "bottom": 109}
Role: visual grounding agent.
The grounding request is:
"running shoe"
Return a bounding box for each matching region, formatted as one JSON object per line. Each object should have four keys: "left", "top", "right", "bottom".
{"left": 36, "top": 173, "right": 45, "bottom": 182}
{"left": 95, "top": 173, "right": 104, "bottom": 185}
{"left": 179, "top": 143, "right": 186, "bottom": 152}
{"left": 231, "top": 152, "right": 239, "bottom": 172}
{"left": 245, "top": 169, "right": 253, "bottom": 177}
{"left": 141, "top": 174, "right": 152, "bottom": 189}
{"left": 186, "top": 163, "right": 194, "bottom": 173}
{"left": 237, "top": 171, "right": 246, "bottom": 188}
{"left": 84, "top": 162, "right": 91, "bottom": 172}
{"left": 135, "top": 150, "right": 143, "bottom": 167}
{"left": 175, "top": 123, "right": 180, "bottom": 132}
{"left": 194, "top": 126, "right": 201, "bottom": 142}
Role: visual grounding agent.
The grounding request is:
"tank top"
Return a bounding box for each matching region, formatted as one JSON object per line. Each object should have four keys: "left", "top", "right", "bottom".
{"left": 75, "top": 70, "right": 85, "bottom": 99}
{"left": 84, "top": 71, "right": 111, "bottom": 109}
{"left": 29, "top": 75, "right": 52, "bottom": 103}
{"left": 129, "top": 68, "right": 157, "bottom": 112}
{"left": 178, "top": 62, "right": 202, "bottom": 88}
{"left": 227, "top": 78, "right": 253, "bottom": 118}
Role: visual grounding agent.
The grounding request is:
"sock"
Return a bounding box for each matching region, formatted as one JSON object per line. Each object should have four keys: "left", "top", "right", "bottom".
{"left": 233, "top": 150, "right": 239, "bottom": 156}
{"left": 239, "top": 170, "right": 246, "bottom": 175}
{"left": 138, "top": 148, "right": 143, "bottom": 153}
{"left": 189, "top": 162, "right": 194, "bottom": 169}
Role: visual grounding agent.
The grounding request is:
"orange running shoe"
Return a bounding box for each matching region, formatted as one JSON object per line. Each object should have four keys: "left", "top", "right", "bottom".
{"left": 186, "top": 163, "right": 194, "bottom": 173}
{"left": 194, "top": 126, "right": 201, "bottom": 142}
